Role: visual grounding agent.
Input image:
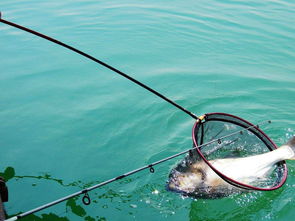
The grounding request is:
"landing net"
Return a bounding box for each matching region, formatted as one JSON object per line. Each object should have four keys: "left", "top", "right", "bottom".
{"left": 192, "top": 113, "right": 287, "bottom": 190}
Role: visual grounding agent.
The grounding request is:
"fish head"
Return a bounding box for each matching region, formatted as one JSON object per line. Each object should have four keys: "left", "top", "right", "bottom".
{"left": 166, "top": 152, "right": 242, "bottom": 198}
{"left": 167, "top": 168, "right": 204, "bottom": 194}
{"left": 167, "top": 153, "right": 206, "bottom": 195}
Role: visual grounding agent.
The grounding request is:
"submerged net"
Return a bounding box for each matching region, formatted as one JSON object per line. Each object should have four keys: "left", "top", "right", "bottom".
{"left": 192, "top": 113, "right": 287, "bottom": 190}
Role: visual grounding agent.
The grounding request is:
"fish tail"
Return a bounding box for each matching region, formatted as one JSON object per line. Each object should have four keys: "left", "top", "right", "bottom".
{"left": 285, "top": 136, "right": 295, "bottom": 160}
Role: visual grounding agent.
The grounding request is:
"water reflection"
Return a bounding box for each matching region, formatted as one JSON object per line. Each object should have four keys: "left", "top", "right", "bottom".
{"left": 1, "top": 166, "right": 123, "bottom": 220}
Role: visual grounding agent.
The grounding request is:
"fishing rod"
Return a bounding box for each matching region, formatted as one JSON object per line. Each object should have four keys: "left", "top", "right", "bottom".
{"left": 5, "top": 120, "right": 270, "bottom": 221}
{"left": 0, "top": 12, "right": 198, "bottom": 120}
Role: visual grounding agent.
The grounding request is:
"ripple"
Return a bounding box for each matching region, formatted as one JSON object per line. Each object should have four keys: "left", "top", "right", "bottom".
{"left": 1, "top": 0, "right": 295, "bottom": 220}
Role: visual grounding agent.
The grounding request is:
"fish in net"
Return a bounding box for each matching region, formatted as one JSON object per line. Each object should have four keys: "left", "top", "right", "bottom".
{"left": 167, "top": 113, "right": 292, "bottom": 198}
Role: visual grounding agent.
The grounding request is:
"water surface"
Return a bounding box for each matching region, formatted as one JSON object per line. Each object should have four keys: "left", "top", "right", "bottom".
{"left": 0, "top": 0, "right": 295, "bottom": 220}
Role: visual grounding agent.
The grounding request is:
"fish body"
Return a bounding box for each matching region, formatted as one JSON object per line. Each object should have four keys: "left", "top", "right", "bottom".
{"left": 167, "top": 136, "right": 295, "bottom": 198}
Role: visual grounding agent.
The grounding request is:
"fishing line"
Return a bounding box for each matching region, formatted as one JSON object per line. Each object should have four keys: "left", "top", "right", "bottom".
{"left": 5, "top": 121, "right": 270, "bottom": 221}
{"left": 0, "top": 12, "right": 198, "bottom": 120}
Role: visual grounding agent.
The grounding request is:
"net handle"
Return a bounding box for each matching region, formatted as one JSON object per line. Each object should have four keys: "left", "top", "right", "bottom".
{"left": 0, "top": 13, "right": 199, "bottom": 120}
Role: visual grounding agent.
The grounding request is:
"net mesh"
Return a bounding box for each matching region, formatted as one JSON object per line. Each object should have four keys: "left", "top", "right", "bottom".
{"left": 193, "top": 113, "right": 287, "bottom": 190}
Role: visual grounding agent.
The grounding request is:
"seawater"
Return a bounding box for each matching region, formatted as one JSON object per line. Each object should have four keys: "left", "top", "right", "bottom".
{"left": 0, "top": 0, "right": 294, "bottom": 220}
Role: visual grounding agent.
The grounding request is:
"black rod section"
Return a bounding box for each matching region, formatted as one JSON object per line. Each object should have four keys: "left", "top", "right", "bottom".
{"left": 0, "top": 14, "right": 198, "bottom": 120}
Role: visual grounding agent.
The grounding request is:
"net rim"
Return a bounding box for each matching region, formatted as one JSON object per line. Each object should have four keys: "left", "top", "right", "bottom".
{"left": 192, "top": 112, "right": 288, "bottom": 191}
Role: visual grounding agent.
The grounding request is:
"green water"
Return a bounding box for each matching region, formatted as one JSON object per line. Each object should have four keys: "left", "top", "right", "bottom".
{"left": 0, "top": 0, "right": 294, "bottom": 220}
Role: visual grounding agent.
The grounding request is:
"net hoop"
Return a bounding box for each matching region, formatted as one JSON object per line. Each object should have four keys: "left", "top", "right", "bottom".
{"left": 192, "top": 112, "right": 288, "bottom": 191}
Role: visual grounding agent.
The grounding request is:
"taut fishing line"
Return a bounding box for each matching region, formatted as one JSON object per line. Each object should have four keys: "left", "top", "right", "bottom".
{"left": 0, "top": 13, "right": 288, "bottom": 220}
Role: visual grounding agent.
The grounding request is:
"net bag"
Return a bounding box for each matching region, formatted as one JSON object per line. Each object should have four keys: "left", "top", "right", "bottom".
{"left": 192, "top": 113, "right": 288, "bottom": 191}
